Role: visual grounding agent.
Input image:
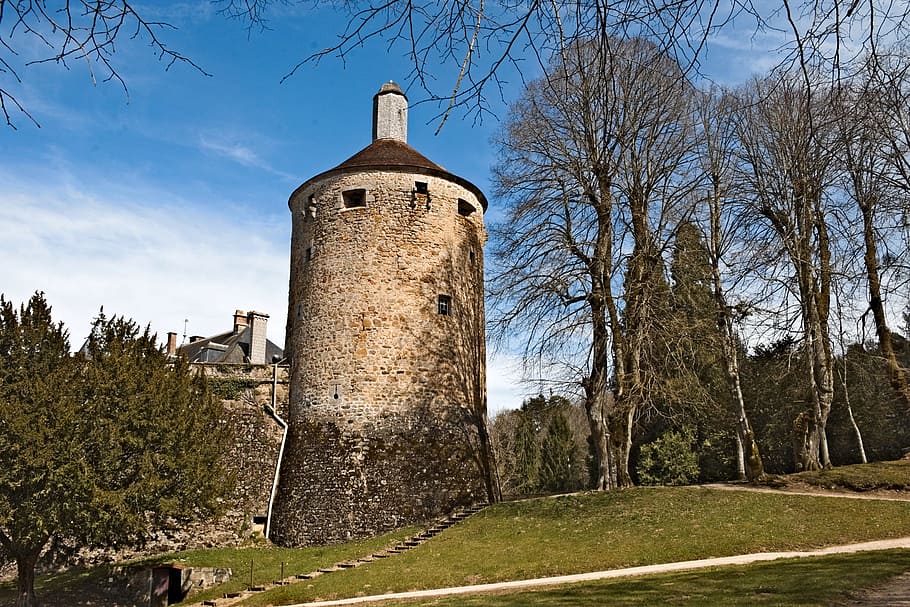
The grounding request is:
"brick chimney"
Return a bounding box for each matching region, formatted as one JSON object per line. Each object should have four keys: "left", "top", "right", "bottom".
{"left": 372, "top": 81, "right": 408, "bottom": 143}
{"left": 166, "top": 332, "right": 178, "bottom": 356}
{"left": 248, "top": 311, "right": 269, "bottom": 364}
{"left": 233, "top": 309, "right": 248, "bottom": 334}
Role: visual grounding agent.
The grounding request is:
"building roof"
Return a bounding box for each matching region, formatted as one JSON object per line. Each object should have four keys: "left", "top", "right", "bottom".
{"left": 290, "top": 138, "right": 489, "bottom": 210}
{"left": 178, "top": 326, "right": 283, "bottom": 365}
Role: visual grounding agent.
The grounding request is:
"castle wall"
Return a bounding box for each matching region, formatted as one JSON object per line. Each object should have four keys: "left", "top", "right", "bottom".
{"left": 273, "top": 169, "right": 489, "bottom": 546}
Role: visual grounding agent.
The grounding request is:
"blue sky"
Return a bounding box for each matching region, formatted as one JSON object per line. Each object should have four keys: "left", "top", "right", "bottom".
{"left": 0, "top": 2, "right": 784, "bottom": 413}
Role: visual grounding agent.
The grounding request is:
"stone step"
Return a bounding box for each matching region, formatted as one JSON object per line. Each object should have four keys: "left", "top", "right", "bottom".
{"left": 337, "top": 562, "right": 357, "bottom": 569}
{"left": 296, "top": 573, "right": 315, "bottom": 579}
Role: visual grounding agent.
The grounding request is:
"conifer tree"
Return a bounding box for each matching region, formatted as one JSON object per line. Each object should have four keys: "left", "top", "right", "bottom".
{"left": 0, "top": 293, "right": 230, "bottom": 607}
{"left": 539, "top": 411, "right": 582, "bottom": 492}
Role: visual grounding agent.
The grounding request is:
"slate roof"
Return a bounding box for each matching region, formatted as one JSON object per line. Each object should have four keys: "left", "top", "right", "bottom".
{"left": 178, "top": 326, "right": 283, "bottom": 364}
{"left": 291, "top": 138, "right": 488, "bottom": 210}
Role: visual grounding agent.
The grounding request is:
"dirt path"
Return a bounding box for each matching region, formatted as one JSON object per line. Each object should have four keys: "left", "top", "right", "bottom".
{"left": 701, "top": 482, "right": 910, "bottom": 502}
{"left": 286, "top": 537, "right": 910, "bottom": 607}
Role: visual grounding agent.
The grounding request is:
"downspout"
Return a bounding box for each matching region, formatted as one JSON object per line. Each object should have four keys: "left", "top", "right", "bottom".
{"left": 264, "top": 362, "right": 288, "bottom": 540}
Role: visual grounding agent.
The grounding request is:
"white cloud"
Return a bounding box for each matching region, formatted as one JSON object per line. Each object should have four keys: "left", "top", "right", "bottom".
{"left": 0, "top": 167, "right": 289, "bottom": 348}
{"left": 199, "top": 136, "right": 262, "bottom": 166}
{"left": 198, "top": 134, "right": 298, "bottom": 181}
{"left": 486, "top": 352, "right": 529, "bottom": 415}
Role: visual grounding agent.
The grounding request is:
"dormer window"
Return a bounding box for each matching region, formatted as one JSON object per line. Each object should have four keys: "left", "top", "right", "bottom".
{"left": 343, "top": 189, "right": 367, "bottom": 209}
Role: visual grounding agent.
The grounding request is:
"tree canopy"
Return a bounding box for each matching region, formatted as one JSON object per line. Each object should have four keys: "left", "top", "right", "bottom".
{"left": 0, "top": 292, "right": 230, "bottom": 607}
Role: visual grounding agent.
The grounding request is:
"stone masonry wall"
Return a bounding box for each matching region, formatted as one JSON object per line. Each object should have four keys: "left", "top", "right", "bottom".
{"left": 273, "top": 169, "right": 489, "bottom": 546}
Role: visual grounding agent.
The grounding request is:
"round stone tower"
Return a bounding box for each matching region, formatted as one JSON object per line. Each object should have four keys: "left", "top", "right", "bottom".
{"left": 271, "top": 82, "right": 492, "bottom": 546}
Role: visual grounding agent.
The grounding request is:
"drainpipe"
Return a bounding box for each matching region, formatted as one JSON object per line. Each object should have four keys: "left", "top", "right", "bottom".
{"left": 264, "top": 362, "right": 288, "bottom": 540}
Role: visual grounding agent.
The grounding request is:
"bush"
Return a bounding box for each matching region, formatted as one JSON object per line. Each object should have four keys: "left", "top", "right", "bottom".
{"left": 637, "top": 428, "right": 700, "bottom": 486}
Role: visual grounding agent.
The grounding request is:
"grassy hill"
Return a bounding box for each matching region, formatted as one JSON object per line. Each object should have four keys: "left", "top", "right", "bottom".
{"left": 241, "top": 484, "right": 910, "bottom": 605}
{"left": 3, "top": 461, "right": 910, "bottom": 606}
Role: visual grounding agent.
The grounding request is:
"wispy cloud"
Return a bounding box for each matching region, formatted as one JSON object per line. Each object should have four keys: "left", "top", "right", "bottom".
{"left": 199, "top": 134, "right": 297, "bottom": 181}
{"left": 0, "top": 165, "right": 289, "bottom": 347}
{"left": 200, "top": 136, "right": 262, "bottom": 166}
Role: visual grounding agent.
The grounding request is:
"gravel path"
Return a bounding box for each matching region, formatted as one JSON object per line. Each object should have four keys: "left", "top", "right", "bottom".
{"left": 288, "top": 537, "right": 910, "bottom": 607}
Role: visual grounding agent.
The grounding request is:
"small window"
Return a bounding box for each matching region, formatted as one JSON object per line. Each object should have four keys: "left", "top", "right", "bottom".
{"left": 458, "top": 199, "right": 476, "bottom": 217}
{"left": 437, "top": 294, "right": 452, "bottom": 316}
{"left": 343, "top": 188, "right": 367, "bottom": 208}
{"left": 305, "top": 247, "right": 312, "bottom": 262}
{"left": 415, "top": 181, "right": 429, "bottom": 195}
{"left": 469, "top": 249, "right": 476, "bottom": 264}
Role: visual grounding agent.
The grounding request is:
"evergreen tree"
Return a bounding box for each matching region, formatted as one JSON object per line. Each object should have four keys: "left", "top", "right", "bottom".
{"left": 0, "top": 293, "right": 230, "bottom": 607}
{"left": 513, "top": 410, "right": 541, "bottom": 494}
{"left": 539, "top": 411, "right": 583, "bottom": 492}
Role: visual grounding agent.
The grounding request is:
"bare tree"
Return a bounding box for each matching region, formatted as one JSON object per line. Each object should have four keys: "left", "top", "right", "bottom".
{"left": 0, "top": 1, "right": 206, "bottom": 128}
{"left": 695, "top": 87, "right": 765, "bottom": 481}
{"left": 833, "top": 58, "right": 910, "bottom": 411}
{"left": 490, "top": 37, "right": 698, "bottom": 489}
{"left": 734, "top": 73, "right": 837, "bottom": 471}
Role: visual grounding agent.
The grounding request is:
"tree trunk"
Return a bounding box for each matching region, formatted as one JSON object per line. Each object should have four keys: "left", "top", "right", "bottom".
{"left": 846, "top": 399, "right": 868, "bottom": 464}
{"left": 707, "top": 185, "right": 764, "bottom": 481}
{"left": 16, "top": 548, "right": 40, "bottom": 607}
{"left": 586, "top": 293, "right": 616, "bottom": 491}
{"left": 859, "top": 201, "right": 910, "bottom": 409}
{"left": 734, "top": 433, "right": 746, "bottom": 481}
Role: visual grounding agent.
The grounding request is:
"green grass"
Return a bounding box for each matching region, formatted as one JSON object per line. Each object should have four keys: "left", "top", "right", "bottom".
{"left": 369, "top": 550, "right": 910, "bottom": 606}
{"left": 790, "top": 459, "right": 910, "bottom": 492}
{"left": 168, "top": 528, "right": 417, "bottom": 605}
{"left": 6, "top": 461, "right": 910, "bottom": 606}
{"left": 0, "top": 529, "right": 415, "bottom": 607}
{"left": 240, "top": 486, "right": 910, "bottom": 605}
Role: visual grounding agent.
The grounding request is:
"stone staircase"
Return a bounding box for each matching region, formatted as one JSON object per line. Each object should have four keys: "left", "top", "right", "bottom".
{"left": 194, "top": 503, "right": 489, "bottom": 607}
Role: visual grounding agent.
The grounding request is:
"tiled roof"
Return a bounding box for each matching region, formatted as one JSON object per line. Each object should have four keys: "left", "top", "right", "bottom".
{"left": 334, "top": 138, "right": 445, "bottom": 173}
{"left": 178, "top": 327, "right": 283, "bottom": 364}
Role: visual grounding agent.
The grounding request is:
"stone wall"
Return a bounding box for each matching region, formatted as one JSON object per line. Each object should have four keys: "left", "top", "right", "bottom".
{"left": 274, "top": 168, "right": 490, "bottom": 546}
{"left": 198, "top": 363, "right": 289, "bottom": 539}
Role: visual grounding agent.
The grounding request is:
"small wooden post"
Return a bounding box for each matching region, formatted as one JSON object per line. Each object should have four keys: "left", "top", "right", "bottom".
{"left": 249, "top": 560, "right": 254, "bottom": 589}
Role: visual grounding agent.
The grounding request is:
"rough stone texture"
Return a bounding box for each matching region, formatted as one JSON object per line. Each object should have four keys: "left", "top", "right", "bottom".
{"left": 273, "top": 164, "right": 490, "bottom": 546}
{"left": 247, "top": 312, "right": 270, "bottom": 364}
{"left": 198, "top": 363, "right": 289, "bottom": 537}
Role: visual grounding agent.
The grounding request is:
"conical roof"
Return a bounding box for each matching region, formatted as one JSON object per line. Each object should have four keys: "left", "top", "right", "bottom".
{"left": 290, "top": 139, "right": 488, "bottom": 210}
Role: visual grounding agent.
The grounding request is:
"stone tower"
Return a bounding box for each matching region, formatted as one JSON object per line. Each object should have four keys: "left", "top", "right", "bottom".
{"left": 271, "top": 82, "right": 492, "bottom": 546}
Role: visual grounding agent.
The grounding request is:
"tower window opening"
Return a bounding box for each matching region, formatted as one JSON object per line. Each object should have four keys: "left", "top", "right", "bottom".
{"left": 415, "top": 181, "right": 429, "bottom": 195}
{"left": 305, "top": 247, "right": 312, "bottom": 262}
{"left": 469, "top": 249, "right": 476, "bottom": 264}
{"left": 458, "top": 199, "right": 476, "bottom": 217}
{"left": 343, "top": 188, "right": 367, "bottom": 208}
{"left": 437, "top": 294, "right": 452, "bottom": 316}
